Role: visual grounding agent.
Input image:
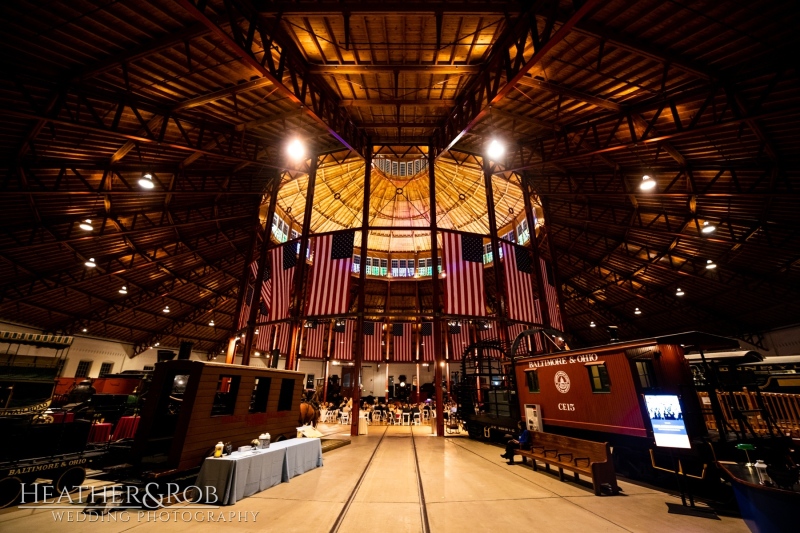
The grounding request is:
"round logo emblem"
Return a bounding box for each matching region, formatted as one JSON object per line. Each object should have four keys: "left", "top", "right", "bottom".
{"left": 554, "top": 371, "right": 571, "bottom": 393}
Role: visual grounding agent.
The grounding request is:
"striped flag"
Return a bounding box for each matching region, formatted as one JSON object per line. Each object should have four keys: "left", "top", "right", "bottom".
{"left": 392, "top": 323, "right": 413, "bottom": 362}
{"left": 275, "top": 322, "right": 291, "bottom": 357}
{"left": 508, "top": 323, "right": 530, "bottom": 352}
{"left": 303, "top": 321, "right": 325, "bottom": 359}
{"left": 501, "top": 242, "right": 537, "bottom": 323}
{"left": 540, "top": 258, "right": 564, "bottom": 331}
{"left": 477, "top": 321, "right": 496, "bottom": 341}
{"left": 420, "top": 322, "right": 435, "bottom": 362}
{"left": 307, "top": 232, "right": 355, "bottom": 317}
{"left": 363, "top": 321, "right": 383, "bottom": 362}
{"left": 260, "top": 259, "right": 271, "bottom": 317}
{"left": 332, "top": 320, "right": 353, "bottom": 360}
{"left": 255, "top": 324, "right": 272, "bottom": 353}
{"left": 237, "top": 285, "right": 254, "bottom": 331}
{"left": 268, "top": 243, "right": 296, "bottom": 321}
{"left": 448, "top": 321, "right": 471, "bottom": 361}
{"left": 442, "top": 232, "right": 486, "bottom": 316}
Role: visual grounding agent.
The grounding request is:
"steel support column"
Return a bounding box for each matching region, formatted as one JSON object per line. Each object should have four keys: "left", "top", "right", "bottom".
{"left": 430, "top": 144, "right": 445, "bottom": 436}
{"left": 351, "top": 143, "right": 373, "bottom": 436}
{"left": 521, "top": 171, "right": 550, "bottom": 329}
{"left": 483, "top": 158, "right": 509, "bottom": 345}
{"left": 288, "top": 154, "right": 318, "bottom": 369}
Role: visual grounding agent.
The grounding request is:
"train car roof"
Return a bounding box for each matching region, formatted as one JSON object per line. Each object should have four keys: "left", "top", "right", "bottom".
{"left": 755, "top": 355, "right": 800, "bottom": 365}
{"left": 154, "top": 359, "right": 303, "bottom": 375}
{"left": 684, "top": 350, "right": 764, "bottom": 363}
{"left": 514, "top": 331, "right": 740, "bottom": 361}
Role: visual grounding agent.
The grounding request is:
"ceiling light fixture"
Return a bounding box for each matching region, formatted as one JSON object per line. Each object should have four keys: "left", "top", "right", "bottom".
{"left": 589, "top": 321, "right": 596, "bottom": 327}
{"left": 119, "top": 285, "right": 127, "bottom": 294}
{"left": 701, "top": 220, "right": 716, "bottom": 234}
{"left": 85, "top": 257, "right": 96, "bottom": 268}
{"left": 634, "top": 307, "right": 641, "bottom": 315}
{"left": 154, "top": 342, "right": 160, "bottom": 347}
{"left": 82, "top": 328, "right": 87, "bottom": 333}
{"left": 139, "top": 172, "right": 155, "bottom": 189}
{"left": 286, "top": 138, "right": 306, "bottom": 160}
{"left": 163, "top": 305, "right": 170, "bottom": 313}
{"left": 79, "top": 219, "right": 93, "bottom": 231}
{"left": 209, "top": 319, "right": 215, "bottom": 327}
{"left": 706, "top": 259, "right": 717, "bottom": 270}
{"left": 640, "top": 174, "right": 656, "bottom": 191}
{"left": 487, "top": 139, "right": 505, "bottom": 160}
{"left": 676, "top": 288, "right": 685, "bottom": 296}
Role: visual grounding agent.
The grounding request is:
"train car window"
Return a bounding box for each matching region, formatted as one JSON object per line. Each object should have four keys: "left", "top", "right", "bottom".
{"left": 75, "top": 360, "right": 92, "bottom": 377}
{"left": 211, "top": 375, "right": 241, "bottom": 416}
{"left": 635, "top": 361, "right": 656, "bottom": 390}
{"left": 250, "top": 377, "right": 272, "bottom": 413}
{"left": 277, "top": 379, "right": 295, "bottom": 411}
{"left": 587, "top": 363, "right": 611, "bottom": 393}
{"left": 525, "top": 370, "right": 540, "bottom": 393}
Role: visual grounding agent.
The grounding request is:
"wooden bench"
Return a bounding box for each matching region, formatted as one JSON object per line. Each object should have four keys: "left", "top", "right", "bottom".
{"left": 517, "top": 432, "right": 619, "bottom": 495}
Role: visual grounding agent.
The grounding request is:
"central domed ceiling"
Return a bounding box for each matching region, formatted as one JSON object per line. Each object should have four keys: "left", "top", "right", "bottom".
{"left": 276, "top": 152, "right": 527, "bottom": 252}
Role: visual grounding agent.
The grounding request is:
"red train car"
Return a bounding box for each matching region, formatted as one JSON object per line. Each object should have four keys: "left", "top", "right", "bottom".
{"left": 510, "top": 332, "right": 739, "bottom": 475}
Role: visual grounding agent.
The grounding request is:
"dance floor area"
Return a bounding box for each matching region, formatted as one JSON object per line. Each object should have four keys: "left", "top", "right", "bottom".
{"left": 0, "top": 423, "right": 749, "bottom": 533}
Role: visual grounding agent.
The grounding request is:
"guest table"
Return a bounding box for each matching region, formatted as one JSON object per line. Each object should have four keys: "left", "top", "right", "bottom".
{"left": 113, "top": 415, "right": 140, "bottom": 440}
{"left": 196, "top": 438, "right": 323, "bottom": 505}
{"left": 88, "top": 422, "right": 112, "bottom": 443}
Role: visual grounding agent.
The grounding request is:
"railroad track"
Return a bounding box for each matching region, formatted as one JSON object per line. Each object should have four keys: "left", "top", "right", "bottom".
{"left": 328, "top": 426, "right": 431, "bottom": 533}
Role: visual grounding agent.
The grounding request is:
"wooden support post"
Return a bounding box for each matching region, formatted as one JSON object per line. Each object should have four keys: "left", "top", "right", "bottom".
{"left": 241, "top": 174, "right": 280, "bottom": 365}
{"left": 288, "top": 154, "right": 318, "bottom": 370}
{"left": 483, "top": 158, "right": 509, "bottom": 345}
{"left": 322, "top": 321, "right": 334, "bottom": 402}
{"left": 429, "top": 143, "right": 445, "bottom": 436}
{"left": 351, "top": 142, "right": 373, "bottom": 436}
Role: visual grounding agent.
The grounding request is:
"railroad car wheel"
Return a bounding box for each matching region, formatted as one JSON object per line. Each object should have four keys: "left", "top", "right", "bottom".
{"left": 0, "top": 477, "right": 23, "bottom": 508}
{"left": 466, "top": 422, "right": 482, "bottom": 440}
{"left": 55, "top": 467, "right": 86, "bottom": 494}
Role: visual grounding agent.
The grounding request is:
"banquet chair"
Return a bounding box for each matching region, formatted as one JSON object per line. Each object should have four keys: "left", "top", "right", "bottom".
{"left": 402, "top": 413, "right": 411, "bottom": 425}
{"left": 340, "top": 412, "right": 350, "bottom": 424}
{"left": 394, "top": 412, "right": 402, "bottom": 425}
{"left": 372, "top": 411, "right": 383, "bottom": 424}
{"left": 412, "top": 413, "right": 421, "bottom": 426}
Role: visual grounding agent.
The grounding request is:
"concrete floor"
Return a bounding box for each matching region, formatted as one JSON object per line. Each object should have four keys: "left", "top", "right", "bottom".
{"left": 0, "top": 423, "right": 750, "bottom": 533}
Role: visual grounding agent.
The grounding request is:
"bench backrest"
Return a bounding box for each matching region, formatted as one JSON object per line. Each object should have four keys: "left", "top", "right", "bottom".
{"left": 531, "top": 431, "right": 610, "bottom": 462}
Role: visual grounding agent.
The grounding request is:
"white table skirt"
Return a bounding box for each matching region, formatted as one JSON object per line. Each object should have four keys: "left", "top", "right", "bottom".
{"left": 196, "top": 438, "right": 323, "bottom": 505}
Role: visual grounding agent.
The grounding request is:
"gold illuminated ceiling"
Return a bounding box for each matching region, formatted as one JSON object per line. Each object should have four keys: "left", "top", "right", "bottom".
{"left": 276, "top": 152, "right": 527, "bottom": 252}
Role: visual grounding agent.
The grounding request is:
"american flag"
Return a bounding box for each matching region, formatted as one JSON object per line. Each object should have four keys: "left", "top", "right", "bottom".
{"left": 540, "top": 258, "right": 564, "bottom": 331}
{"left": 332, "top": 319, "right": 353, "bottom": 360}
{"left": 260, "top": 258, "right": 271, "bottom": 317}
{"left": 268, "top": 243, "right": 296, "bottom": 321}
{"left": 237, "top": 285, "right": 254, "bottom": 331}
{"left": 363, "top": 321, "right": 383, "bottom": 362}
{"left": 448, "top": 321, "right": 471, "bottom": 361}
{"left": 303, "top": 321, "right": 325, "bottom": 359}
{"left": 275, "top": 322, "right": 291, "bottom": 357}
{"left": 501, "top": 242, "right": 538, "bottom": 323}
{"left": 420, "top": 322, "right": 435, "bottom": 362}
{"left": 442, "top": 232, "right": 486, "bottom": 316}
{"left": 392, "top": 323, "right": 412, "bottom": 362}
{"left": 307, "top": 232, "right": 355, "bottom": 317}
{"left": 254, "top": 324, "right": 271, "bottom": 353}
{"left": 477, "top": 321, "right": 496, "bottom": 341}
{"left": 237, "top": 260, "right": 259, "bottom": 330}
{"left": 508, "top": 323, "right": 531, "bottom": 352}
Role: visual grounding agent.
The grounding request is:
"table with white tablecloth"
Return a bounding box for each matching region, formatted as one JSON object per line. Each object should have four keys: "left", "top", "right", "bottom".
{"left": 195, "top": 438, "right": 323, "bottom": 505}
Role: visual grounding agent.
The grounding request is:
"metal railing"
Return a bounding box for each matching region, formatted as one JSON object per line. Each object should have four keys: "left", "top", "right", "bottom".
{"left": 698, "top": 390, "right": 800, "bottom": 437}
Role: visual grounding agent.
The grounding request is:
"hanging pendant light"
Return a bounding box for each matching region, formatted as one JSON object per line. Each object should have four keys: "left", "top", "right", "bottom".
{"left": 676, "top": 288, "right": 685, "bottom": 296}
{"left": 589, "top": 321, "right": 596, "bottom": 327}
{"left": 634, "top": 307, "right": 641, "bottom": 315}
{"left": 139, "top": 172, "right": 155, "bottom": 189}
{"left": 701, "top": 220, "right": 716, "bottom": 234}
{"left": 85, "top": 257, "right": 96, "bottom": 268}
{"left": 119, "top": 285, "right": 127, "bottom": 294}
{"left": 79, "top": 219, "right": 93, "bottom": 231}
{"left": 209, "top": 319, "right": 215, "bottom": 327}
{"left": 163, "top": 305, "right": 170, "bottom": 313}
{"left": 640, "top": 174, "right": 656, "bottom": 190}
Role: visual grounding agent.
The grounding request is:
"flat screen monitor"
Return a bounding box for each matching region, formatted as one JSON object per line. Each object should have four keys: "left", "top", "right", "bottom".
{"left": 644, "top": 394, "right": 691, "bottom": 449}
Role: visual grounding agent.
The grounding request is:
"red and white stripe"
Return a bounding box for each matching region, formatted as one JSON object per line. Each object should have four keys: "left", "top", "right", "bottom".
{"left": 501, "top": 242, "right": 536, "bottom": 323}
{"left": 393, "top": 323, "right": 413, "bottom": 362}
{"left": 306, "top": 234, "right": 353, "bottom": 317}
{"left": 363, "top": 321, "right": 383, "bottom": 362}
{"left": 540, "top": 258, "right": 564, "bottom": 331}
{"left": 268, "top": 246, "right": 294, "bottom": 321}
{"left": 333, "top": 320, "right": 354, "bottom": 361}
{"left": 303, "top": 324, "right": 325, "bottom": 359}
{"left": 275, "top": 322, "right": 291, "bottom": 356}
{"left": 448, "top": 322, "right": 471, "bottom": 361}
{"left": 442, "top": 232, "right": 486, "bottom": 317}
{"left": 421, "top": 324, "right": 435, "bottom": 362}
{"left": 254, "top": 325, "right": 271, "bottom": 353}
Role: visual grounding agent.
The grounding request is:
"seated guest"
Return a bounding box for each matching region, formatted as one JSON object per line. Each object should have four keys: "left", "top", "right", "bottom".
{"left": 500, "top": 421, "right": 531, "bottom": 465}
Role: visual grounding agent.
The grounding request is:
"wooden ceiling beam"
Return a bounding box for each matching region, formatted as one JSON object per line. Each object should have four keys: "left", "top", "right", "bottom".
{"left": 310, "top": 64, "right": 482, "bottom": 74}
